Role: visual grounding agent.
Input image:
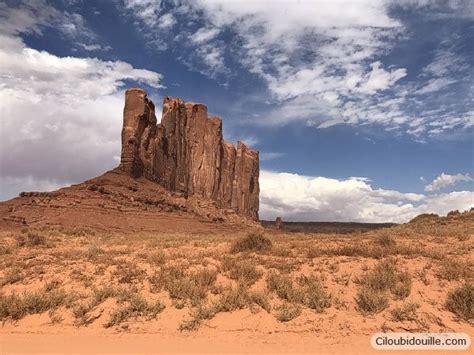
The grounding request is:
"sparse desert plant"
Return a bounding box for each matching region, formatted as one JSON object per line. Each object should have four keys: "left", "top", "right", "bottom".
{"left": 248, "top": 291, "right": 272, "bottom": 313}
{"left": 376, "top": 234, "right": 396, "bottom": 248}
{"left": 297, "top": 275, "right": 331, "bottom": 312}
{"left": 150, "top": 266, "right": 215, "bottom": 306}
{"left": 230, "top": 233, "right": 272, "bottom": 253}
{"left": 179, "top": 286, "right": 273, "bottom": 331}
{"left": 227, "top": 260, "right": 262, "bottom": 285}
{"left": 15, "top": 230, "right": 46, "bottom": 247}
{"left": 84, "top": 245, "right": 106, "bottom": 261}
{"left": 0, "top": 287, "right": 67, "bottom": 321}
{"left": 438, "top": 259, "right": 472, "bottom": 281}
{"left": 359, "top": 259, "right": 412, "bottom": 299}
{"left": 194, "top": 268, "right": 218, "bottom": 288}
{"left": 178, "top": 303, "right": 217, "bottom": 331}
{"left": 445, "top": 284, "right": 474, "bottom": 321}
{"left": 356, "top": 259, "right": 412, "bottom": 314}
{"left": 112, "top": 262, "right": 146, "bottom": 284}
{"left": 92, "top": 285, "right": 117, "bottom": 304}
{"left": 104, "top": 294, "right": 165, "bottom": 328}
{"left": 1, "top": 267, "right": 25, "bottom": 286}
{"left": 266, "top": 272, "right": 303, "bottom": 303}
{"left": 275, "top": 303, "right": 302, "bottom": 322}
{"left": 356, "top": 287, "right": 389, "bottom": 314}
{"left": 392, "top": 271, "right": 412, "bottom": 300}
{"left": 390, "top": 302, "right": 420, "bottom": 322}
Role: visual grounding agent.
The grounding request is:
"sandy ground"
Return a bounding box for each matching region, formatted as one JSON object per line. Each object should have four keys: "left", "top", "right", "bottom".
{"left": 0, "top": 211, "right": 473, "bottom": 354}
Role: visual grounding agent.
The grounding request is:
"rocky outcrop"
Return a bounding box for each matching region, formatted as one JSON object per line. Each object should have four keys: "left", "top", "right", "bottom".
{"left": 119, "top": 88, "right": 259, "bottom": 220}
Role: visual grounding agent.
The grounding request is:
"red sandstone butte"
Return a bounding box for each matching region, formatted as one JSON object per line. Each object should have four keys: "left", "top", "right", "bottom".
{"left": 119, "top": 88, "right": 259, "bottom": 220}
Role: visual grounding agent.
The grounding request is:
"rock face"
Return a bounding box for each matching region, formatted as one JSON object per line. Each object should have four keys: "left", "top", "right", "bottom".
{"left": 119, "top": 88, "right": 259, "bottom": 220}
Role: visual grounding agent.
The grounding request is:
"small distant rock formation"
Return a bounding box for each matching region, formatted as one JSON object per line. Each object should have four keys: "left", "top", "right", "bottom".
{"left": 120, "top": 88, "right": 259, "bottom": 220}
{"left": 275, "top": 216, "right": 283, "bottom": 229}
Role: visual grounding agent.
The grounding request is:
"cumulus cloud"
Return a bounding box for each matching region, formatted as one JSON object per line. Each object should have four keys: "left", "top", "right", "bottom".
{"left": 0, "top": 1, "right": 163, "bottom": 201}
{"left": 425, "top": 173, "right": 473, "bottom": 192}
{"left": 260, "top": 170, "right": 474, "bottom": 223}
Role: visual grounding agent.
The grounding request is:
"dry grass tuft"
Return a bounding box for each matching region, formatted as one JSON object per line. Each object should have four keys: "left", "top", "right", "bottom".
{"left": 14, "top": 230, "right": 46, "bottom": 247}
{"left": 104, "top": 293, "right": 165, "bottom": 328}
{"left": 445, "top": 284, "right": 473, "bottom": 321}
{"left": 356, "top": 259, "right": 412, "bottom": 314}
{"left": 231, "top": 233, "right": 272, "bottom": 253}
{"left": 275, "top": 302, "right": 302, "bottom": 322}
{"left": 390, "top": 302, "right": 420, "bottom": 322}
{"left": 0, "top": 287, "right": 67, "bottom": 321}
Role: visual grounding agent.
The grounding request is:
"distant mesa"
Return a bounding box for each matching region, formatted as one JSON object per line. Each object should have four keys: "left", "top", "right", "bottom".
{"left": 120, "top": 88, "right": 260, "bottom": 220}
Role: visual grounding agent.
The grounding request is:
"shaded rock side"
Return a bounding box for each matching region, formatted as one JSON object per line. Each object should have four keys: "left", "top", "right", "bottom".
{"left": 119, "top": 88, "right": 259, "bottom": 220}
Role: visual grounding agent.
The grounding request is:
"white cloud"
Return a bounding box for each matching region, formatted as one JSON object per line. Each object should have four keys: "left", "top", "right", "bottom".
{"left": 157, "top": 13, "right": 176, "bottom": 29}
{"left": 355, "top": 61, "right": 407, "bottom": 95}
{"left": 0, "top": 1, "right": 164, "bottom": 201}
{"left": 190, "top": 27, "right": 220, "bottom": 44}
{"left": 78, "top": 43, "right": 112, "bottom": 52}
{"left": 260, "top": 170, "right": 474, "bottom": 223}
{"left": 425, "top": 173, "right": 473, "bottom": 192}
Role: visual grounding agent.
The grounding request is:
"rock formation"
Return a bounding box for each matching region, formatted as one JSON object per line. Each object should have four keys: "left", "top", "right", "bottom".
{"left": 119, "top": 88, "right": 259, "bottom": 220}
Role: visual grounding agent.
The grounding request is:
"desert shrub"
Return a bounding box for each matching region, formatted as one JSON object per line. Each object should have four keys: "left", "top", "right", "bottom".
{"left": 376, "top": 234, "right": 396, "bottom": 248}
{"left": 112, "top": 262, "right": 146, "bottom": 284}
{"left": 230, "top": 233, "right": 272, "bottom": 253}
{"left": 178, "top": 303, "right": 217, "bottom": 331}
{"left": 266, "top": 272, "right": 331, "bottom": 313}
{"left": 356, "top": 259, "right": 412, "bottom": 314}
{"left": 248, "top": 291, "right": 272, "bottom": 313}
{"left": 142, "top": 251, "right": 167, "bottom": 265}
{"left": 227, "top": 260, "right": 262, "bottom": 285}
{"left": 445, "top": 284, "right": 474, "bottom": 321}
{"left": 275, "top": 303, "right": 302, "bottom": 322}
{"left": 150, "top": 267, "right": 216, "bottom": 306}
{"left": 360, "top": 259, "right": 412, "bottom": 299}
{"left": 1, "top": 267, "right": 24, "bottom": 286}
{"left": 178, "top": 287, "right": 272, "bottom": 331}
{"left": 392, "top": 271, "right": 412, "bottom": 300}
{"left": 390, "top": 302, "right": 419, "bottom": 322}
{"left": 266, "top": 272, "right": 303, "bottom": 303}
{"left": 104, "top": 294, "right": 165, "bottom": 328}
{"left": 92, "top": 286, "right": 117, "bottom": 304}
{"left": 297, "top": 275, "right": 331, "bottom": 312}
{"left": 356, "top": 287, "right": 389, "bottom": 314}
{"left": 438, "top": 259, "right": 472, "bottom": 281}
{"left": 84, "top": 245, "right": 106, "bottom": 261}
{"left": 194, "top": 268, "right": 218, "bottom": 288}
{"left": 15, "top": 231, "right": 46, "bottom": 247}
{"left": 0, "top": 287, "right": 67, "bottom": 321}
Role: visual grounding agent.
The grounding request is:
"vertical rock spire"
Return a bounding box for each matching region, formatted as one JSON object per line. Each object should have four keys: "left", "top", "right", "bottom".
{"left": 119, "top": 88, "right": 259, "bottom": 220}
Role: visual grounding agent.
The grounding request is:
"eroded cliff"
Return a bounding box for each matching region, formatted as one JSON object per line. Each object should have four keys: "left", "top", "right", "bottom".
{"left": 120, "top": 88, "right": 259, "bottom": 220}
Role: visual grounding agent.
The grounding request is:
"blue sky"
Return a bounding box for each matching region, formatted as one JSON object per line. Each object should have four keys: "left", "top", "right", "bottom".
{"left": 0, "top": 0, "right": 473, "bottom": 222}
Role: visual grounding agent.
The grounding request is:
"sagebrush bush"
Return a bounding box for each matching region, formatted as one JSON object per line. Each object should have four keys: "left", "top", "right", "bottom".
{"left": 376, "top": 234, "right": 396, "bottom": 248}
{"left": 356, "top": 287, "right": 389, "bottom": 314}
{"left": 104, "top": 294, "right": 165, "bottom": 328}
{"left": 445, "top": 284, "right": 474, "bottom": 321}
{"left": 0, "top": 287, "right": 67, "bottom": 321}
{"left": 390, "top": 302, "right": 419, "bottom": 322}
{"left": 356, "top": 259, "right": 412, "bottom": 314}
{"left": 15, "top": 231, "right": 46, "bottom": 247}
{"left": 275, "top": 303, "right": 302, "bottom": 322}
{"left": 230, "top": 233, "right": 272, "bottom": 253}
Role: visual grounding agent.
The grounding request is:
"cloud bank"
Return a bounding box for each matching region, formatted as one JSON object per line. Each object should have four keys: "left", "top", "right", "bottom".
{"left": 260, "top": 170, "right": 473, "bottom": 223}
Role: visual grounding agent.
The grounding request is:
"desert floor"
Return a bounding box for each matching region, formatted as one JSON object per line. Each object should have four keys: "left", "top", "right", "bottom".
{"left": 0, "top": 213, "right": 472, "bottom": 354}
